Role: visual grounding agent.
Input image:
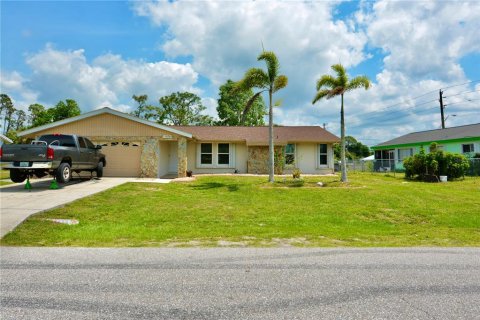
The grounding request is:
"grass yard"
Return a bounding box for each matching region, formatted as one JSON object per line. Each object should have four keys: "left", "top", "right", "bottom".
{"left": 1, "top": 168, "right": 10, "bottom": 180}
{"left": 1, "top": 173, "right": 479, "bottom": 247}
{"left": 0, "top": 168, "right": 13, "bottom": 186}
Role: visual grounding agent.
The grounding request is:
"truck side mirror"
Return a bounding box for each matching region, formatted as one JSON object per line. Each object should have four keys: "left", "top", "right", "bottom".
{"left": 95, "top": 145, "right": 102, "bottom": 150}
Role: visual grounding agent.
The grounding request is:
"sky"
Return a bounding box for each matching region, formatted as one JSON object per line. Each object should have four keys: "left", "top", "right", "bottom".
{"left": 1, "top": 0, "right": 479, "bottom": 146}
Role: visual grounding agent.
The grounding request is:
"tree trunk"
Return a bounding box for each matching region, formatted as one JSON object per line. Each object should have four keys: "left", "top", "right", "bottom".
{"left": 268, "top": 89, "right": 274, "bottom": 183}
{"left": 340, "top": 93, "right": 348, "bottom": 182}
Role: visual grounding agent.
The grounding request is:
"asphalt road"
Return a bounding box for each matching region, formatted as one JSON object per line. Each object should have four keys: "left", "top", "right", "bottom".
{"left": 1, "top": 248, "right": 479, "bottom": 319}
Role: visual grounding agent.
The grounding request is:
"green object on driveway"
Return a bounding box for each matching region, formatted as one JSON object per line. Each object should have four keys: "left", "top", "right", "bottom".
{"left": 49, "top": 179, "right": 59, "bottom": 190}
{"left": 24, "top": 178, "right": 32, "bottom": 190}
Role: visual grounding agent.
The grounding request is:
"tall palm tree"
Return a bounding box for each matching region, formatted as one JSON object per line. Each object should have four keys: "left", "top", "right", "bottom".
{"left": 235, "top": 51, "right": 288, "bottom": 182}
{"left": 312, "top": 64, "right": 370, "bottom": 182}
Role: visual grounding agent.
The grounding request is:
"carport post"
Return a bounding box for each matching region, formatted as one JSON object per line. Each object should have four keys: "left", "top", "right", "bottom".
{"left": 177, "top": 137, "right": 187, "bottom": 178}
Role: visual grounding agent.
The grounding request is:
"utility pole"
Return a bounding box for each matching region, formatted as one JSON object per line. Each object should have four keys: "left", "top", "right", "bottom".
{"left": 439, "top": 90, "right": 445, "bottom": 129}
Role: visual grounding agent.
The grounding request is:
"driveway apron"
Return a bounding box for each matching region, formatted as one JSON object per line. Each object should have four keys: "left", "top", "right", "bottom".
{"left": 0, "top": 177, "right": 134, "bottom": 238}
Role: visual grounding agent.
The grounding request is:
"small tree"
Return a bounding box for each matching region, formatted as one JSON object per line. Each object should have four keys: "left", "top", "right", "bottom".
{"left": 217, "top": 80, "right": 266, "bottom": 126}
{"left": 131, "top": 94, "right": 163, "bottom": 122}
{"left": 159, "top": 92, "right": 214, "bottom": 125}
{"left": 51, "top": 99, "right": 81, "bottom": 122}
{"left": 1, "top": 94, "right": 16, "bottom": 134}
{"left": 234, "top": 50, "right": 288, "bottom": 182}
{"left": 312, "top": 64, "right": 370, "bottom": 182}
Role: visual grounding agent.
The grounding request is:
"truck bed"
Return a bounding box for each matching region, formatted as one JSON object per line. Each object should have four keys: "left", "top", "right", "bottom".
{"left": 1, "top": 144, "right": 49, "bottom": 163}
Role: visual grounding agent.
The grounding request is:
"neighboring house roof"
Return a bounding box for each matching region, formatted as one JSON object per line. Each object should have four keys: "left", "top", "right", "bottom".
{"left": 373, "top": 123, "right": 480, "bottom": 149}
{"left": 173, "top": 126, "right": 340, "bottom": 145}
{"left": 0, "top": 133, "right": 13, "bottom": 143}
{"left": 18, "top": 107, "right": 193, "bottom": 138}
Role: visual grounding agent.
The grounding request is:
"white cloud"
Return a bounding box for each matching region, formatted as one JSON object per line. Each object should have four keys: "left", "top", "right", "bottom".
{"left": 0, "top": 70, "right": 39, "bottom": 111}
{"left": 364, "top": 0, "right": 480, "bottom": 82}
{"left": 13, "top": 44, "right": 200, "bottom": 112}
{"left": 3, "top": 0, "right": 479, "bottom": 146}
{"left": 201, "top": 97, "right": 219, "bottom": 120}
{"left": 133, "top": 0, "right": 480, "bottom": 144}
{"left": 133, "top": 0, "right": 368, "bottom": 111}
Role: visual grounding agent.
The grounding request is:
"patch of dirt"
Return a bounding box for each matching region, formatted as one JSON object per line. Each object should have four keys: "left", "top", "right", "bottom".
{"left": 217, "top": 240, "right": 248, "bottom": 247}
{"left": 172, "top": 177, "right": 196, "bottom": 183}
{"left": 261, "top": 237, "right": 312, "bottom": 247}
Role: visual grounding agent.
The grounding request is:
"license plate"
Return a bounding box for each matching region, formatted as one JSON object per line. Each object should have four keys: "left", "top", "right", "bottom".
{"left": 19, "top": 162, "right": 29, "bottom": 167}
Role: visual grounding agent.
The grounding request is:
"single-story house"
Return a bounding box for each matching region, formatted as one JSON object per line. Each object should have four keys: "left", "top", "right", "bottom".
{"left": 371, "top": 123, "right": 480, "bottom": 170}
{"left": 18, "top": 107, "right": 340, "bottom": 177}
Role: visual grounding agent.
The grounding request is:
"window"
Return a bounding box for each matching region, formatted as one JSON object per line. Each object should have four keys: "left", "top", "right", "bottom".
{"left": 285, "top": 144, "right": 295, "bottom": 165}
{"left": 398, "top": 148, "right": 413, "bottom": 161}
{"left": 318, "top": 144, "right": 328, "bottom": 166}
{"left": 462, "top": 144, "right": 474, "bottom": 153}
{"left": 201, "top": 143, "right": 213, "bottom": 164}
{"left": 218, "top": 143, "right": 230, "bottom": 165}
{"left": 38, "top": 134, "right": 76, "bottom": 147}
{"left": 84, "top": 138, "right": 95, "bottom": 149}
{"left": 78, "top": 138, "right": 87, "bottom": 148}
{"left": 197, "top": 143, "right": 235, "bottom": 168}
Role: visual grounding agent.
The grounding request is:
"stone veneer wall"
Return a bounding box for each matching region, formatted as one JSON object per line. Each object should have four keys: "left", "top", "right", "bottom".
{"left": 247, "top": 146, "right": 284, "bottom": 174}
{"left": 140, "top": 138, "right": 160, "bottom": 178}
{"left": 177, "top": 137, "right": 187, "bottom": 177}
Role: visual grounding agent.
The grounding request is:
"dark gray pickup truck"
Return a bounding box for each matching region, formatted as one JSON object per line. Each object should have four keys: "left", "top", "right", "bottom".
{"left": 0, "top": 134, "right": 106, "bottom": 183}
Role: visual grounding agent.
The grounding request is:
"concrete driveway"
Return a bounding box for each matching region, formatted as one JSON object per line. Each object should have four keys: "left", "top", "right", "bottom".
{"left": 0, "top": 177, "right": 170, "bottom": 238}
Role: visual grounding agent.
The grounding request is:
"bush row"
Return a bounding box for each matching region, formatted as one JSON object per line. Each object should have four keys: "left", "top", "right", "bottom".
{"left": 403, "top": 143, "right": 470, "bottom": 180}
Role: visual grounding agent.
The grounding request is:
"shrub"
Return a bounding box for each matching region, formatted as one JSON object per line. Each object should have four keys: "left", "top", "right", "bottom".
{"left": 403, "top": 143, "right": 469, "bottom": 181}
{"left": 274, "top": 147, "right": 285, "bottom": 175}
{"left": 444, "top": 153, "right": 470, "bottom": 179}
{"left": 404, "top": 146, "right": 426, "bottom": 179}
{"left": 292, "top": 168, "right": 301, "bottom": 179}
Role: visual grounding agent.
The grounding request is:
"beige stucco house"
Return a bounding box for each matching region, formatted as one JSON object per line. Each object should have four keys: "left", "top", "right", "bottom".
{"left": 18, "top": 107, "right": 340, "bottom": 177}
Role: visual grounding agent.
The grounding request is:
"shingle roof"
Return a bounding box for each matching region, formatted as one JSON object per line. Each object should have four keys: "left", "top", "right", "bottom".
{"left": 374, "top": 123, "right": 480, "bottom": 147}
{"left": 172, "top": 126, "right": 340, "bottom": 145}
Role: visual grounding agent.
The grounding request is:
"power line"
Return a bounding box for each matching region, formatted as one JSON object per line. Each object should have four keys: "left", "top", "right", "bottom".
{"left": 347, "top": 80, "right": 480, "bottom": 120}
{"left": 443, "top": 88, "right": 480, "bottom": 99}
{"left": 444, "top": 97, "right": 480, "bottom": 108}
{"left": 349, "top": 98, "right": 438, "bottom": 122}
{"left": 348, "top": 93, "right": 437, "bottom": 119}
{"left": 441, "top": 79, "right": 480, "bottom": 91}
{"left": 349, "top": 106, "right": 438, "bottom": 129}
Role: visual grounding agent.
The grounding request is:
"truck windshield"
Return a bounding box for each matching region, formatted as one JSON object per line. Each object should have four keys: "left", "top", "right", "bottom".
{"left": 38, "top": 135, "right": 76, "bottom": 147}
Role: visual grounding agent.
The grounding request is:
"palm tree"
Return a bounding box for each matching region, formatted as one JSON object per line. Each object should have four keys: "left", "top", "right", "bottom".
{"left": 235, "top": 51, "right": 288, "bottom": 182}
{"left": 312, "top": 64, "right": 370, "bottom": 182}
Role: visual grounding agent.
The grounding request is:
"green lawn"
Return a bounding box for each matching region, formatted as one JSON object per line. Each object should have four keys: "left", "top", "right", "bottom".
{"left": 1, "top": 173, "right": 479, "bottom": 247}
{"left": 0, "top": 168, "right": 10, "bottom": 180}
{"left": 0, "top": 168, "right": 13, "bottom": 186}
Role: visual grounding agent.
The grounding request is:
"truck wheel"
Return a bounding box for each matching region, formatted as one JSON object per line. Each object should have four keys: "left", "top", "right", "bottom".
{"left": 56, "top": 163, "right": 71, "bottom": 183}
{"left": 96, "top": 162, "right": 104, "bottom": 178}
{"left": 10, "top": 170, "right": 27, "bottom": 183}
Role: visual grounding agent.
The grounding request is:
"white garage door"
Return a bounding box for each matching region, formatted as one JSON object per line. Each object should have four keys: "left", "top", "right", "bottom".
{"left": 100, "top": 141, "right": 142, "bottom": 177}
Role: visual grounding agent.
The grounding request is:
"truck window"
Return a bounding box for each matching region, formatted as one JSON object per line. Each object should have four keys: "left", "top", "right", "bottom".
{"left": 39, "top": 135, "right": 77, "bottom": 147}
{"left": 84, "top": 138, "right": 96, "bottom": 149}
{"left": 78, "top": 137, "right": 87, "bottom": 148}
